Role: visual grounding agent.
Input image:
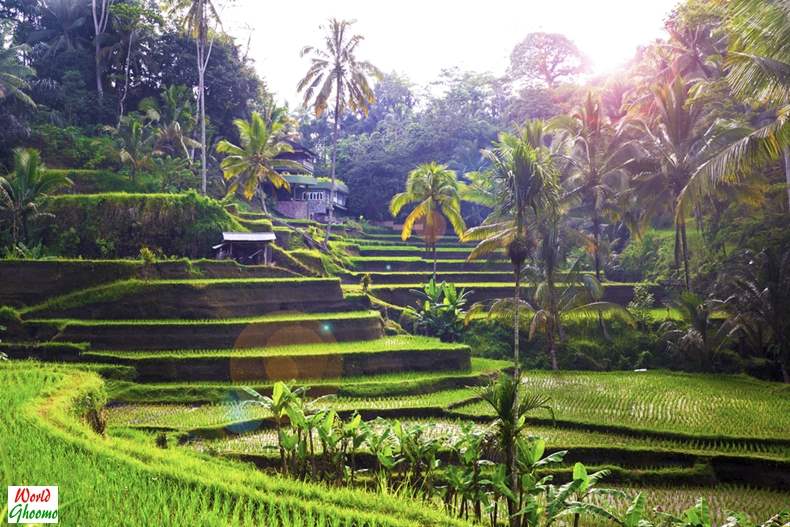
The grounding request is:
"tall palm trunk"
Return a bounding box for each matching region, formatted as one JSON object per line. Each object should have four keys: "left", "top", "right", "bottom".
{"left": 432, "top": 243, "right": 437, "bottom": 280}
{"left": 784, "top": 146, "right": 790, "bottom": 212}
{"left": 118, "top": 32, "right": 134, "bottom": 124}
{"left": 513, "top": 266, "right": 521, "bottom": 378}
{"left": 94, "top": 37, "right": 103, "bottom": 97}
{"left": 547, "top": 264, "right": 559, "bottom": 370}
{"left": 504, "top": 432, "right": 518, "bottom": 527}
{"left": 592, "top": 214, "right": 602, "bottom": 281}
{"left": 198, "top": 51, "right": 207, "bottom": 195}
{"left": 680, "top": 220, "right": 691, "bottom": 290}
{"left": 324, "top": 78, "right": 341, "bottom": 248}
{"left": 195, "top": 3, "right": 210, "bottom": 196}
{"left": 92, "top": 0, "right": 110, "bottom": 98}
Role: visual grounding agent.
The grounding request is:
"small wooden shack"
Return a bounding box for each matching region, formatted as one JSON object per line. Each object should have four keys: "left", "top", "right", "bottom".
{"left": 213, "top": 232, "right": 276, "bottom": 265}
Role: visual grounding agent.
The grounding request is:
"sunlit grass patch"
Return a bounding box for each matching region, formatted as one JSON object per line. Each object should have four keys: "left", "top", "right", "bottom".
{"left": 453, "top": 370, "right": 790, "bottom": 440}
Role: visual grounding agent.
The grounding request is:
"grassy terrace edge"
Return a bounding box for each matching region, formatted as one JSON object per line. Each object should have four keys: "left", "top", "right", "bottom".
{"left": 105, "top": 357, "right": 511, "bottom": 403}
{"left": 0, "top": 361, "right": 469, "bottom": 526}
{"left": 27, "top": 309, "right": 382, "bottom": 327}
{"left": 84, "top": 335, "right": 471, "bottom": 359}
{"left": 22, "top": 277, "right": 341, "bottom": 316}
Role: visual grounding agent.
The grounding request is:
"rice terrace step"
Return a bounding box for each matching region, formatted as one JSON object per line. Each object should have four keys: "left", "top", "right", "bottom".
{"left": 83, "top": 336, "right": 472, "bottom": 382}
{"left": 23, "top": 277, "right": 352, "bottom": 319}
{"left": 28, "top": 311, "right": 384, "bottom": 350}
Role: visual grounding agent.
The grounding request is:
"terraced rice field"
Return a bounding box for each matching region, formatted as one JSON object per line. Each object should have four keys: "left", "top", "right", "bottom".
{"left": 105, "top": 357, "right": 510, "bottom": 403}
{"left": 0, "top": 362, "right": 466, "bottom": 527}
{"left": 87, "top": 335, "right": 469, "bottom": 360}
{"left": 595, "top": 485, "right": 790, "bottom": 525}
{"left": 453, "top": 370, "right": 790, "bottom": 439}
{"left": 188, "top": 418, "right": 790, "bottom": 460}
{"left": 107, "top": 389, "right": 479, "bottom": 430}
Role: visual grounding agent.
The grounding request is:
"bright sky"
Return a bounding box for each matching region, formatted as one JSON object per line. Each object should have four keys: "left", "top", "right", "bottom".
{"left": 222, "top": 0, "right": 680, "bottom": 106}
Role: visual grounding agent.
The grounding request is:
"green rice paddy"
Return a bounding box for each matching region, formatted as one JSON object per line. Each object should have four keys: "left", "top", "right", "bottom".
{"left": 84, "top": 335, "right": 470, "bottom": 360}
{"left": 29, "top": 309, "right": 381, "bottom": 327}
{"left": 453, "top": 370, "right": 790, "bottom": 440}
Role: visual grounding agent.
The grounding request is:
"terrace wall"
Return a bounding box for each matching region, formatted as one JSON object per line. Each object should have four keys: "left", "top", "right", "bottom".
{"left": 0, "top": 260, "right": 295, "bottom": 307}
{"left": 127, "top": 348, "right": 471, "bottom": 382}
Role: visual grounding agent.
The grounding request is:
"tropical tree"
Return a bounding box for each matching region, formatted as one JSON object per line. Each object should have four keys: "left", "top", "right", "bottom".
{"left": 168, "top": 0, "right": 223, "bottom": 195}
{"left": 476, "top": 374, "right": 553, "bottom": 527}
{"left": 111, "top": 115, "right": 155, "bottom": 179}
{"left": 631, "top": 75, "right": 724, "bottom": 290}
{"left": 390, "top": 162, "right": 466, "bottom": 278}
{"left": 462, "top": 121, "right": 559, "bottom": 378}
{"left": 215, "top": 112, "right": 300, "bottom": 212}
{"left": 28, "top": 0, "right": 91, "bottom": 57}
{"left": 91, "top": 0, "right": 113, "bottom": 97}
{"left": 528, "top": 223, "right": 635, "bottom": 370}
{"left": 0, "top": 148, "right": 71, "bottom": 244}
{"left": 298, "top": 18, "right": 381, "bottom": 243}
{"left": 508, "top": 32, "right": 588, "bottom": 89}
{"left": 680, "top": 0, "right": 790, "bottom": 211}
{"left": 0, "top": 37, "right": 34, "bottom": 107}
{"left": 659, "top": 292, "right": 727, "bottom": 372}
{"left": 112, "top": 0, "right": 162, "bottom": 120}
{"left": 552, "top": 93, "right": 636, "bottom": 280}
{"left": 469, "top": 219, "right": 635, "bottom": 371}
{"left": 719, "top": 249, "right": 790, "bottom": 383}
{"left": 140, "top": 85, "right": 200, "bottom": 160}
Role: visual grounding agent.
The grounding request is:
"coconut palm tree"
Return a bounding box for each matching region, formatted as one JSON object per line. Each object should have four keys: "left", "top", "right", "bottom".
{"left": 112, "top": 115, "right": 155, "bottom": 180}
{"left": 139, "top": 85, "right": 201, "bottom": 160}
{"left": 215, "top": 112, "right": 301, "bottom": 212}
{"left": 0, "top": 38, "right": 34, "bottom": 107}
{"left": 631, "top": 75, "right": 725, "bottom": 290}
{"left": 0, "top": 149, "right": 71, "bottom": 244}
{"left": 462, "top": 121, "right": 559, "bottom": 378}
{"left": 529, "top": 219, "right": 635, "bottom": 370}
{"left": 389, "top": 162, "right": 466, "bottom": 279}
{"left": 551, "top": 93, "right": 636, "bottom": 280}
{"left": 659, "top": 292, "right": 727, "bottom": 372}
{"left": 297, "top": 18, "right": 381, "bottom": 244}
{"left": 168, "top": 0, "right": 222, "bottom": 195}
{"left": 719, "top": 248, "right": 790, "bottom": 383}
{"left": 468, "top": 217, "right": 634, "bottom": 371}
{"left": 476, "top": 374, "right": 553, "bottom": 527}
{"left": 679, "top": 0, "right": 790, "bottom": 212}
{"left": 28, "top": 0, "right": 91, "bottom": 57}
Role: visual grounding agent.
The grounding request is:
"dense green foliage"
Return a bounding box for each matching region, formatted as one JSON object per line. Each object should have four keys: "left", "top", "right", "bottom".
{"left": 38, "top": 191, "right": 242, "bottom": 258}
{"left": 0, "top": 362, "right": 471, "bottom": 526}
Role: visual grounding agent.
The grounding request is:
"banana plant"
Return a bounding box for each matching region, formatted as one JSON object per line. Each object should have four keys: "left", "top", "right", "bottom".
{"left": 564, "top": 462, "right": 623, "bottom": 527}
{"left": 362, "top": 419, "right": 398, "bottom": 493}
{"left": 514, "top": 436, "right": 568, "bottom": 527}
{"left": 404, "top": 278, "right": 472, "bottom": 342}
{"left": 375, "top": 444, "right": 401, "bottom": 494}
{"left": 241, "top": 382, "right": 306, "bottom": 473}
{"left": 563, "top": 492, "right": 650, "bottom": 527}
{"left": 454, "top": 422, "right": 491, "bottom": 522}
{"left": 340, "top": 413, "right": 369, "bottom": 485}
{"left": 481, "top": 463, "right": 516, "bottom": 527}
{"left": 393, "top": 421, "right": 443, "bottom": 495}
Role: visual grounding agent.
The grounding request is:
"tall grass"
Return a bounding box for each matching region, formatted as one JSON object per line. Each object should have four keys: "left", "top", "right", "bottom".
{"left": 454, "top": 370, "right": 790, "bottom": 439}
{"left": 0, "top": 362, "right": 470, "bottom": 526}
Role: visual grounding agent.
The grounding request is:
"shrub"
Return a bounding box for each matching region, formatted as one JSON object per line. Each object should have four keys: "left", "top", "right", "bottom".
{"left": 628, "top": 282, "right": 655, "bottom": 330}
{"left": 360, "top": 272, "right": 372, "bottom": 293}
{"left": 29, "top": 124, "right": 119, "bottom": 169}
{"left": 38, "top": 191, "right": 243, "bottom": 258}
{"left": 609, "top": 231, "right": 671, "bottom": 282}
